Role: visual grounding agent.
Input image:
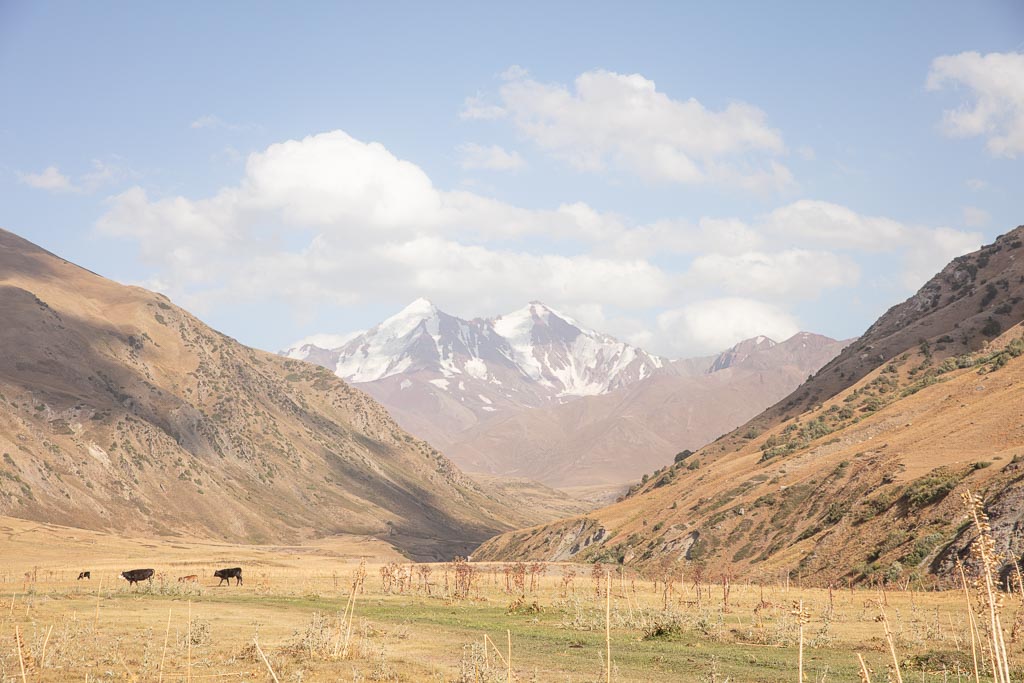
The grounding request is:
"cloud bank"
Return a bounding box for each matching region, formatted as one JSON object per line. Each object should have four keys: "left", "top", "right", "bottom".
{"left": 462, "top": 67, "right": 794, "bottom": 192}
{"left": 97, "top": 129, "right": 979, "bottom": 356}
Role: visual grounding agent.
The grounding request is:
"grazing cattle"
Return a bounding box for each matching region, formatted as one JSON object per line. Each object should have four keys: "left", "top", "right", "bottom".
{"left": 214, "top": 567, "right": 242, "bottom": 586}
{"left": 120, "top": 568, "right": 155, "bottom": 587}
{"left": 77, "top": 571, "right": 91, "bottom": 580}
{"left": 178, "top": 575, "right": 198, "bottom": 583}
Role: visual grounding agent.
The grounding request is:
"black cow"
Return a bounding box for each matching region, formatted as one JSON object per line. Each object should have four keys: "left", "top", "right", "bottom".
{"left": 120, "top": 568, "right": 155, "bottom": 587}
{"left": 214, "top": 567, "right": 242, "bottom": 586}
{"left": 77, "top": 571, "right": 91, "bottom": 580}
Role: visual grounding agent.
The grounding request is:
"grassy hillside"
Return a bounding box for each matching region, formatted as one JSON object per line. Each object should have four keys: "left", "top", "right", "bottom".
{"left": 0, "top": 228, "right": 563, "bottom": 560}
{"left": 475, "top": 225, "right": 1024, "bottom": 584}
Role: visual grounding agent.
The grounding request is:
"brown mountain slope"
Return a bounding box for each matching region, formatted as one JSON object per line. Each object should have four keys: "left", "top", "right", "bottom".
{"left": 0, "top": 228, "right": 555, "bottom": 560}
{"left": 704, "top": 227, "right": 1024, "bottom": 460}
{"left": 475, "top": 226, "right": 1024, "bottom": 584}
{"left": 446, "top": 333, "right": 847, "bottom": 488}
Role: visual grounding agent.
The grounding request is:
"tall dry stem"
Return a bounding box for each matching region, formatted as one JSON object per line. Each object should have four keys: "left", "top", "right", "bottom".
{"left": 605, "top": 571, "right": 611, "bottom": 683}
{"left": 484, "top": 633, "right": 508, "bottom": 669}
{"left": 159, "top": 607, "right": 172, "bottom": 683}
{"left": 94, "top": 577, "right": 102, "bottom": 631}
{"left": 187, "top": 599, "right": 192, "bottom": 683}
{"left": 962, "top": 489, "right": 1011, "bottom": 683}
{"left": 855, "top": 653, "right": 871, "bottom": 682}
{"left": 254, "top": 638, "right": 281, "bottom": 683}
{"left": 879, "top": 607, "right": 904, "bottom": 683}
{"left": 793, "top": 600, "right": 809, "bottom": 682}
{"left": 116, "top": 651, "right": 137, "bottom": 681}
{"left": 15, "top": 625, "right": 28, "bottom": 683}
{"left": 333, "top": 578, "right": 355, "bottom": 657}
{"left": 957, "top": 561, "right": 981, "bottom": 683}
{"left": 40, "top": 623, "right": 53, "bottom": 667}
{"left": 342, "top": 583, "right": 357, "bottom": 658}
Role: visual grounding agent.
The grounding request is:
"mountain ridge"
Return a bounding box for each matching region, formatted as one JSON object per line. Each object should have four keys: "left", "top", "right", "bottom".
{"left": 444, "top": 330, "right": 848, "bottom": 487}
{"left": 284, "top": 301, "right": 848, "bottom": 488}
{"left": 473, "top": 225, "right": 1024, "bottom": 584}
{"left": 285, "top": 298, "right": 666, "bottom": 402}
{"left": 0, "top": 227, "right": 570, "bottom": 560}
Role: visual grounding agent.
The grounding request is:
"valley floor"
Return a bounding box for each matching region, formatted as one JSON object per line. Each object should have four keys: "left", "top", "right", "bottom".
{"left": 0, "top": 517, "right": 1019, "bottom": 682}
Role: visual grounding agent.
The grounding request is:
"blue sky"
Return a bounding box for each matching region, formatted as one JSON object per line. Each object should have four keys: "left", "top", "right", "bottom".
{"left": 2, "top": 1, "right": 1023, "bottom": 356}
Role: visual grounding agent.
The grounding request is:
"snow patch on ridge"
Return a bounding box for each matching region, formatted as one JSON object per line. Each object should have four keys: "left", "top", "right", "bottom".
{"left": 464, "top": 357, "right": 488, "bottom": 380}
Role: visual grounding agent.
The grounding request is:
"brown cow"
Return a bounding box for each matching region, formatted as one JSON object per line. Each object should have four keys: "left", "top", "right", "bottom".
{"left": 178, "top": 575, "right": 199, "bottom": 583}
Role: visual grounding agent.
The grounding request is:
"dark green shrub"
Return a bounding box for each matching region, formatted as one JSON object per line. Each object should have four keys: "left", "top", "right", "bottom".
{"left": 905, "top": 469, "right": 963, "bottom": 509}
{"left": 981, "top": 283, "right": 998, "bottom": 308}
{"left": 674, "top": 449, "right": 693, "bottom": 463}
{"left": 981, "top": 317, "right": 1002, "bottom": 337}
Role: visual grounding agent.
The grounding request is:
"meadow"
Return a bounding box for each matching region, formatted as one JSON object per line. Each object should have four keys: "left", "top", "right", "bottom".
{"left": 0, "top": 516, "right": 1020, "bottom": 682}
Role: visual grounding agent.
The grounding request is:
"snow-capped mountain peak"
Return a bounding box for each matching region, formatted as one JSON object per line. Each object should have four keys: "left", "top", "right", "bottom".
{"left": 283, "top": 299, "right": 666, "bottom": 407}
{"left": 707, "top": 335, "right": 778, "bottom": 372}
{"left": 375, "top": 297, "right": 440, "bottom": 337}
{"left": 388, "top": 296, "right": 437, "bottom": 322}
{"left": 280, "top": 301, "right": 844, "bottom": 459}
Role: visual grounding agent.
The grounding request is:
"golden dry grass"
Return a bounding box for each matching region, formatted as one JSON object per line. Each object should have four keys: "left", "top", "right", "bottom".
{"left": 1, "top": 517, "right": 1022, "bottom": 682}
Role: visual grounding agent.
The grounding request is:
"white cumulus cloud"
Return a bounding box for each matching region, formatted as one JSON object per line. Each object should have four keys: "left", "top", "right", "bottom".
{"left": 474, "top": 68, "right": 793, "bottom": 191}
{"left": 656, "top": 298, "right": 801, "bottom": 357}
{"left": 18, "top": 166, "right": 74, "bottom": 192}
{"left": 765, "top": 200, "right": 909, "bottom": 250}
{"left": 763, "top": 199, "right": 982, "bottom": 291}
{"left": 457, "top": 143, "right": 526, "bottom": 170}
{"left": 687, "top": 249, "right": 860, "bottom": 299}
{"left": 18, "top": 159, "right": 129, "bottom": 194}
{"left": 190, "top": 114, "right": 224, "bottom": 129}
{"left": 927, "top": 51, "right": 1024, "bottom": 157}
{"left": 458, "top": 94, "right": 506, "bottom": 120}
{"left": 98, "top": 130, "right": 675, "bottom": 321}
{"left": 244, "top": 131, "right": 443, "bottom": 230}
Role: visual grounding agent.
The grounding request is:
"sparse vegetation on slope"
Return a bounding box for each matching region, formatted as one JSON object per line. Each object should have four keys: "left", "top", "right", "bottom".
{"left": 0, "top": 228, "right": 563, "bottom": 559}
{"left": 475, "top": 226, "right": 1024, "bottom": 586}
